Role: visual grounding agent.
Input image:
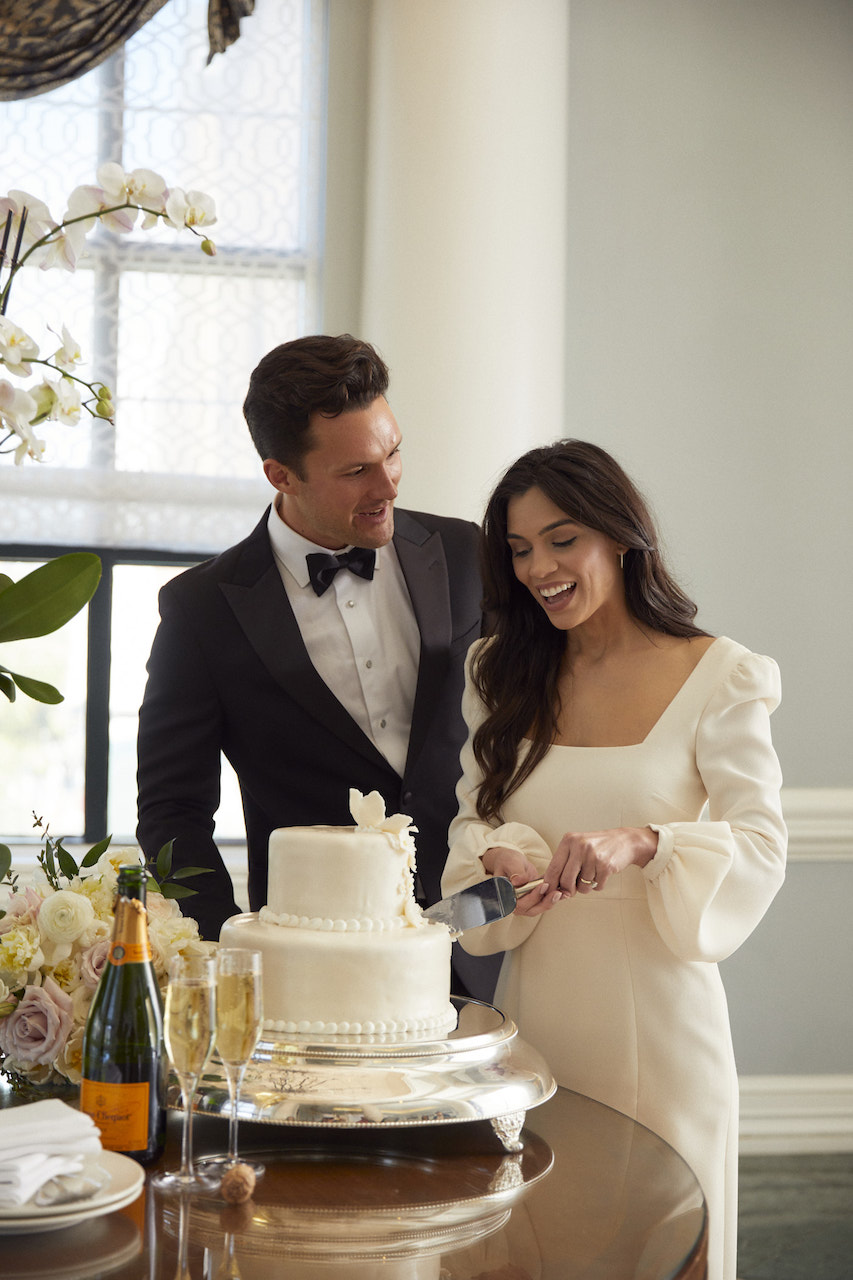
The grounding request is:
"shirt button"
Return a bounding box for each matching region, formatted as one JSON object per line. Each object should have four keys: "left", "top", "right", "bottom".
{"left": 365, "top": 659, "right": 373, "bottom": 669}
{"left": 380, "top": 718, "right": 387, "bottom": 728}
{"left": 346, "top": 599, "right": 355, "bottom": 608}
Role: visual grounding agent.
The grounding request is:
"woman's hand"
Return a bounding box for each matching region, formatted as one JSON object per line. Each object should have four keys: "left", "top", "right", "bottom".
{"left": 543, "top": 827, "right": 659, "bottom": 897}
{"left": 480, "top": 846, "right": 562, "bottom": 917}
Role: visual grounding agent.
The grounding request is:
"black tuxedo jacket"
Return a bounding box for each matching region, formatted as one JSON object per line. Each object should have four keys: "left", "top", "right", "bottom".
{"left": 136, "top": 507, "right": 499, "bottom": 998}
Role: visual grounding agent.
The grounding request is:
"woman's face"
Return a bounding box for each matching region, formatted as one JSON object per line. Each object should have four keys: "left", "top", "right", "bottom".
{"left": 505, "top": 486, "right": 625, "bottom": 633}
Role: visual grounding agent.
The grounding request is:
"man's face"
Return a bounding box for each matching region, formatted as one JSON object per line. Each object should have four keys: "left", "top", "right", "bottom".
{"left": 265, "top": 397, "right": 402, "bottom": 550}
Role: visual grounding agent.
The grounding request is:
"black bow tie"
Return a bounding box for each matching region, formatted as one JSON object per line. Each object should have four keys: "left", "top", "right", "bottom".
{"left": 306, "top": 547, "right": 376, "bottom": 596}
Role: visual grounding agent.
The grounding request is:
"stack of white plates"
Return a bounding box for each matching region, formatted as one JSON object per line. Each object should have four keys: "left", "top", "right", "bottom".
{"left": 0, "top": 1150, "right": 144, "bottom": 1236}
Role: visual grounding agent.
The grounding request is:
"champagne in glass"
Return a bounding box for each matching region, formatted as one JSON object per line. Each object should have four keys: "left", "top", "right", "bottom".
{"left": 151, "top": 954, "right": 217, "bottom": 1194}
{"left": 200, "top": 948, "right": 265, "bottom": 1180}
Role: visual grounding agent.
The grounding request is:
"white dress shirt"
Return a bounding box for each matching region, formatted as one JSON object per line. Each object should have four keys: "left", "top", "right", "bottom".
{"left": 266, "top": 499, "right": 421, "bottom": 777}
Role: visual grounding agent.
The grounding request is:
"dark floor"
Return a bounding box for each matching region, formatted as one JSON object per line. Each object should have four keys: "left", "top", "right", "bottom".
{"left": 737, "top": 1152, "right": 853, "bottom": 1280}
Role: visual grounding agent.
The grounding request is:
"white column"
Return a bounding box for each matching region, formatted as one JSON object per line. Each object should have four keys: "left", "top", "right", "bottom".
{"left": 360, "top": 0, "right": 569, "bottom": 521}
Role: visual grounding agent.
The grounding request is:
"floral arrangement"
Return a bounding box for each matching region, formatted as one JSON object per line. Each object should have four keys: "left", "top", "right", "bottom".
{"left": 0, "top": 821, "right": 213, "bottom": 1092}
{"left": 0, "top": 162, "right": 216, "bottom": 464}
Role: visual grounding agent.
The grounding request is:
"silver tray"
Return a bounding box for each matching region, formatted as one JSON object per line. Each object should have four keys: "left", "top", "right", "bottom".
{"left": 183, "top": 998, "right": 555, "bottom": 1151}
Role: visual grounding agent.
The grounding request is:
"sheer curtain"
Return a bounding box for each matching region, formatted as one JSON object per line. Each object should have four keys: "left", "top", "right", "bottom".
{"left": 0, "top": 0, "right": 324, "bottom": 554}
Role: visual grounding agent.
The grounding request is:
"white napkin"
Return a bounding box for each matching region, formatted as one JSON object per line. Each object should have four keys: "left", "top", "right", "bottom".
{"left": 0, "top": 1098, "right": 102, "bottom": 1209}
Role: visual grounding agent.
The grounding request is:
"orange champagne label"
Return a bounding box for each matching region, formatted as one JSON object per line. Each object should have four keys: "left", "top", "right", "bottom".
{"left": 109, "top": 940, "right": 151, "bottom": 964}
{"left": 109, "top": 898, "right": 152, "bottom": 964}
{"left": 80, "top": 1078, "right": 150, "bottom": 1152}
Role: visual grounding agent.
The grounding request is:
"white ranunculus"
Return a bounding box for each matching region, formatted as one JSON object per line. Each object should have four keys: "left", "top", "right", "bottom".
{"left": 37, "top": 889, "right": 95, "bottom": 963}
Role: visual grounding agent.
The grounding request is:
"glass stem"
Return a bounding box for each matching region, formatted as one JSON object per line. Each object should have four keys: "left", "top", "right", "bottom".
{"left": 225, "top": 1062, "right": 246, "bottom": 1164}
{"left": 179, "top": 1077, "right": 198, "bottom": 1178}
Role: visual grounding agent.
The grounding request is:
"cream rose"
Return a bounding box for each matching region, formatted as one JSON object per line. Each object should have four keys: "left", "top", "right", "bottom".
{"left": 54, "top": 1022, "right": 86, "bottom": 1083}
{"left": 80, "top": 936, "right": 112, "bottom": 990}
{"left": 0, "top": 923, "right": 44, "bottom": 986}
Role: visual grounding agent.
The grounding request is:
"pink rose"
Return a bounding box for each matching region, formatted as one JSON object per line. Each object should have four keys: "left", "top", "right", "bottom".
{"left": 80, "top": 937, "right": 111, "bottom": 990}
{"left": 0, "top": 887, "right": 43, "bottom": 935}
{"left": 0, "top": 976, "right": 73, "bottom": 1065}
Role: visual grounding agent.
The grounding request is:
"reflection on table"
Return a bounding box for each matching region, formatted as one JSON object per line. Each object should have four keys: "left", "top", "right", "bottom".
{"left": 1, "top": 1086, "right": 707, "bottom": 1280}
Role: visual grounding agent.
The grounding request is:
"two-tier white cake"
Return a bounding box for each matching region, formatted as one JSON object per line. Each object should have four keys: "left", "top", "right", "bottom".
{"left": 219, "top": 790, "right": 456, "bottom": 1036}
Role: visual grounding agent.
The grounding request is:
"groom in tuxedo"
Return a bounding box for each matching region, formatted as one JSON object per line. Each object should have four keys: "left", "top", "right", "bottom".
{"left": 136, "top": 334, "right": 497, "bottom": 998}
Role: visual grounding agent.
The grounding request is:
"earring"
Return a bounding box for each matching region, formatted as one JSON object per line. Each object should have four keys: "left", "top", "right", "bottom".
{"left": 619, "top": 552, "right": 624, "bottom": 570}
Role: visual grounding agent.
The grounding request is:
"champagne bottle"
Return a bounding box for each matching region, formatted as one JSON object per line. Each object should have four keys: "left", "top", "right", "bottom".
{"left": 80, "top": 865, "right": 166, "bottom": 1165}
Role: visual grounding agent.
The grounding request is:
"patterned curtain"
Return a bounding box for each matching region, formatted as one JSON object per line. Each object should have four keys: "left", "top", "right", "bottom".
{"left": 0, "top": 0, "right": 254, "bottom": 101}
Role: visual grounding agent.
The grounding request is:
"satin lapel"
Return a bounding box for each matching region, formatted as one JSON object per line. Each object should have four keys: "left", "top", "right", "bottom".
{"left": 393, "top": 512, "right": 452, "bottom": 773}
{"left": 219, "top": 525, "right": 388, "bottom": 767}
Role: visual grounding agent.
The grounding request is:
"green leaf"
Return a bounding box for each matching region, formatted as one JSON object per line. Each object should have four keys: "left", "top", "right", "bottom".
{"left": 0, "top": 574, "right": 13, "bottom": 594}
{"left": 159, "top": 883, "right": 198, "bottom": 900}
{"left": 0, "top": 845, "right": 11, "bottom": 880}
{"left": 43, "top": 838, "right": 58, "bottom": 883}
{"left": 156, "top": 839, "right": 175, "bottom": 879}
{"left": 80, "top": 835, "right": 112, "bottom": 868}
{"left": 8, "top": 670, "right": 64, "bottom": 704}
{"left": 168, "top": 865, "right": 211, "bottom": 881}
{"left": 0, "top": 553, "right": 101, "bottom": 643}
{"left": 0, "top": 671, "right": 15, "bottom": 702}
{"left": 56, "top": 843, "right": 80, "bottom": 880}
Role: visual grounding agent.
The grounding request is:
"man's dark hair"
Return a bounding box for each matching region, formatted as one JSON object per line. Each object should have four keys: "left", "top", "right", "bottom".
{"left": 242, "top": 334, "right": 390, "bottom": 472}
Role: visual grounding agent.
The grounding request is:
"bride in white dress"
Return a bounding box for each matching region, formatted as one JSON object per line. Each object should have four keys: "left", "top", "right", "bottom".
{"left": 442, "top": 440, "right": 786, "bottom": 1280}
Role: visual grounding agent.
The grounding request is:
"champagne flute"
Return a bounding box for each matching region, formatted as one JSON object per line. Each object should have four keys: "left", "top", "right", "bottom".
{"left": 200, "top": 948, "right": 265, "bottom": 1180}
{"left": 152, "top": 954, "right": 218, "bottom": 1194}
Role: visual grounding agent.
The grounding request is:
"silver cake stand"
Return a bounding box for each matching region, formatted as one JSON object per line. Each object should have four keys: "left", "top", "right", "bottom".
{"left": 184, "top": 997, "right": 555, "bottom": 1152}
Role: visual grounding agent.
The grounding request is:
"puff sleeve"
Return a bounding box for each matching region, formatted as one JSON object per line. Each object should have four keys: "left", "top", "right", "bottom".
{"left": 442, "top": 645, "right": 552, "bottom": 957}
{"left": 643, "top": 652, "right": 787, "bottom": 963}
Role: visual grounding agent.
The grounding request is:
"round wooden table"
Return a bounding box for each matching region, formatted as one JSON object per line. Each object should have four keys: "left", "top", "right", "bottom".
{"left": 2, "top": 1085, "right": 707, "bottom": 1279}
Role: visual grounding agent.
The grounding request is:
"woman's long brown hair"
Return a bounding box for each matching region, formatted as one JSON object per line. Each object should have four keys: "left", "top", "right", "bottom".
{"left": 473, "top": 440, "right": 708, "bottom": 821}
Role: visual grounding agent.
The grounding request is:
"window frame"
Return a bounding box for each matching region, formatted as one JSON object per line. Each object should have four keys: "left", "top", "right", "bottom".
{"left": 0, "top": 541, "right": 212, "bottom": 844}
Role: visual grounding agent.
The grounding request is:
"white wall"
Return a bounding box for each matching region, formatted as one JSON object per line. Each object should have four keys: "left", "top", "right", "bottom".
{"left": 323, "top": 0, "right": 852, "bottom": 1113}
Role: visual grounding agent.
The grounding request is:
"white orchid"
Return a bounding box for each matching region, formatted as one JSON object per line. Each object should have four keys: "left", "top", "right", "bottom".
{"left": 51, "top": 324, "right": 83, "bottom": 373}
{"left": 0, "top": 317, "right": 39, "bottom": 377}
{"left": 165, "top": 186, "right": 217, "bottom": 232}
{"left": 97, "top": 162, "right": 168, "bottom": 229}
{"left": 0, "top": 166, "right": 217, "bottom": 462}
{"left": 64, "top": 181, "right": 138, "bottom": 236}
{"left": 0, "top": 192, "right": 56, "bottom": 258}
{"left": 29, "top": 376, "right": 83, "bottom": 428}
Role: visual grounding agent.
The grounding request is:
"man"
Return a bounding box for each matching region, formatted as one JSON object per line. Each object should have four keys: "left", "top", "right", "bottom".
{"left": 136, "top": 334, "right": 497, "bottom": 999}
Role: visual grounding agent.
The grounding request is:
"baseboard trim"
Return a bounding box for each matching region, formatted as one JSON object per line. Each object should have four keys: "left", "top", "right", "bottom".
{"left": 739, "top": 1074, "right": 853, "bottom": 1154}
{"left": 782, "top": 788, "right": 853, "bottom": 862}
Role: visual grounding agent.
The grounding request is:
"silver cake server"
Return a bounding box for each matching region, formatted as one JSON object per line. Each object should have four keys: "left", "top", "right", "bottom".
{"left": 423, "top": 877, "right": 544, "bottom": 933}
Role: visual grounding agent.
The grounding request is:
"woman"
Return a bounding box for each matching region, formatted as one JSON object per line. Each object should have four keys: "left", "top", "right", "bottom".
{"left": 442, "top": 440, "right": 786, "bottom": 1280}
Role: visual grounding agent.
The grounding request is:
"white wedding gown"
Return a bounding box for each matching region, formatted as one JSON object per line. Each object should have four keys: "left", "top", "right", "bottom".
{"left": 442, "top": 636, "right": 787, "bottom": 1280}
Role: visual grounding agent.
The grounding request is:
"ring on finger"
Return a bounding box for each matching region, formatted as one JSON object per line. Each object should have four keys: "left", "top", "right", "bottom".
{"left": 579, "top": 876, "right": 598, "bottom": 887}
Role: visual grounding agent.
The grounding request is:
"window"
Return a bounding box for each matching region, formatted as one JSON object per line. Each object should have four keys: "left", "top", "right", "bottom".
{"left": 0, "top": 0, "right": 325, "bottom": 844}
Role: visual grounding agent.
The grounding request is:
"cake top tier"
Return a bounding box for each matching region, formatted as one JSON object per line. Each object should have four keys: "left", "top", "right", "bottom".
{"left": 261, "top": 789, "right": 427, "bottom": 931}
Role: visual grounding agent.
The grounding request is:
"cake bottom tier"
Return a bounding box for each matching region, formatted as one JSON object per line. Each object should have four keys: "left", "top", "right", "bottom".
{"left": 219, "top": 912, "right": 457, "bottom": 1036}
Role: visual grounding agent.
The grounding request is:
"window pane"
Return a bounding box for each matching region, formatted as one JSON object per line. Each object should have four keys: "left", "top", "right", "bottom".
{"left": 114, "top": 271, "right": 303, "bottom": 477}
{"left": 0, "top": 562, "right": 88, "bottom": 838}
{"left": 108, "top": 563, "right": 244, "bottom": 841}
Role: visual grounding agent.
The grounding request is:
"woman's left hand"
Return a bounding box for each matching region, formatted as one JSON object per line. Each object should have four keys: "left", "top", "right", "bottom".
{"left": 543, "top": 827, "right": 659, "bottom": 896}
